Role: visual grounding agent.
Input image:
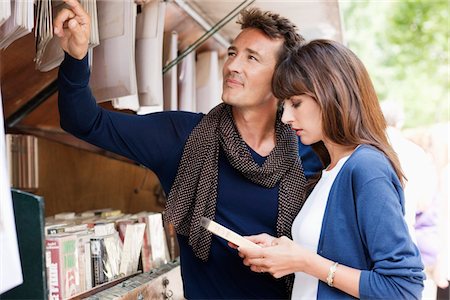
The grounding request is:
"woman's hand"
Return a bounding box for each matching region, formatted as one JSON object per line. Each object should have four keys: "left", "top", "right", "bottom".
{"left": 238, "top": 235, "right": 310, "bottom": 278}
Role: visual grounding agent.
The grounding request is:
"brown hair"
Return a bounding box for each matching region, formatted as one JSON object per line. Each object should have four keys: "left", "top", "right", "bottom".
{"left": 273, "top": 39, "right": 405, "bottom": 185}
{"left": 237, "top": 8, "right": 305, "bottom": 62}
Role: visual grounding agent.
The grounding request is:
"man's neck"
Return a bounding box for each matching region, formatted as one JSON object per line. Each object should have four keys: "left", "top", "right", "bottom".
{"left": 232, "top": 106, "right": 277, "bottom": 157}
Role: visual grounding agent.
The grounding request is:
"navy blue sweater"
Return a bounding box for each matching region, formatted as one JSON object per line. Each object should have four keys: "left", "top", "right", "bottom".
{"left": 58, "top": 54, "right": 322, "bottom": 299}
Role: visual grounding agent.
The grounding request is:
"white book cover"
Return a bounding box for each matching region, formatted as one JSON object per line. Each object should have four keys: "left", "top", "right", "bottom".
{"left": 196, "top": 50, "right": 221, "bottom": 114}
{"left": 91, "top": 1, "right": 138, "bottom": 108}
{"left": 119, "top": 223, "right": 145, "bottom": 275}
{"left": 147, "top": 213, "right": 170, "bottom": 268}
{"left": 135, "top": 0, "right": 166, "bottom": 113}
{"left": 0, "top": 0, "right": 11, "bottom": 27}
{"left": 163, "top": 31, "right": 179, "bottom": 111}
{"left": 0, "top": 85, "right": 23, "bottom": 294}
{"left": 178, "top": 51, "right": 196, "bottom": 112}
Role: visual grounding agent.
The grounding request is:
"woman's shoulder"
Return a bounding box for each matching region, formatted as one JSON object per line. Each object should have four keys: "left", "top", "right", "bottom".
{"left": 342, "top": 145, "right": 398, "bottom": 184}
{"left": 348, "top": 145, "right": 389, "bottom": 166}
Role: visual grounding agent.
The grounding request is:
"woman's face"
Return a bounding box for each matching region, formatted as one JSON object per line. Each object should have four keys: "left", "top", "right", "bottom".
{"left": 281, "top": 94, "right": 323, "bottom": 145}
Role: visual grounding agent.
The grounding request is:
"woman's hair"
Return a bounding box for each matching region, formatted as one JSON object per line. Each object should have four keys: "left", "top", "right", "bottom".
{"left": 237, "top": 8, "right": 305, "bottom": 63}
{"left": 273, "top": 39, "right": 405, "bottom": 185}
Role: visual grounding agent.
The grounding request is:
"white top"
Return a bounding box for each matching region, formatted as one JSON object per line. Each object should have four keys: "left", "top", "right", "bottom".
{"left": 291, "top": 155, "right": 350, "bottom": 300}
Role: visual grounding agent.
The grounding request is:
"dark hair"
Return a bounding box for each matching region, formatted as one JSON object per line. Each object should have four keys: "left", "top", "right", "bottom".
{"left": 237, "top": 8, "right": 305, "bottom": 62}
{"left": 273, "top": 39, "right": 405, "bottom": 185}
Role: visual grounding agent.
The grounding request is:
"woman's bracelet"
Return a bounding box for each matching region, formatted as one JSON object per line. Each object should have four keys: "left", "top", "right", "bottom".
{"left": 326, "top": 261, "right": 339, "bottom": 287}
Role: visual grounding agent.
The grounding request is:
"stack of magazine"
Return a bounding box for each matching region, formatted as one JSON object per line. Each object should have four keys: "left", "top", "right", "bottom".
{"left": 34, "top": 0, "right": 100, "bottom": 72}
{"left": 0, "top": 0, "right": 34, "bottom": 50}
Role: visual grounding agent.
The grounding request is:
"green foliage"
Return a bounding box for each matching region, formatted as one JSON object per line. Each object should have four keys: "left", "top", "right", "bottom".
{"left": 341, "top": 0, "right": 449, "bottom": 128}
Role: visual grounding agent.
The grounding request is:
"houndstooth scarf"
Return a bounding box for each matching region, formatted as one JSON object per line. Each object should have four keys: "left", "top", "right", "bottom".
{"left": 164, "top": 103, "right": 307, "bottom": 262}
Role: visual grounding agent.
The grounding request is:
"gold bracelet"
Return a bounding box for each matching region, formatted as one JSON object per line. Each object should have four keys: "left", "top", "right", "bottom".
{"left": 326, "top": 262, "right": 339, "bottom": 287}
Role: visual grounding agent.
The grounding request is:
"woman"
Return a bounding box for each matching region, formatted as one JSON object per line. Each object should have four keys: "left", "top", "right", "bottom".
{"left": 238, "top": 40, "right": 425, "bottom": 299}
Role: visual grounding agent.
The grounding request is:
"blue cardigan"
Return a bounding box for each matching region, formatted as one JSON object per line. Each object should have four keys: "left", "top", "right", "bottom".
{"left": 58, "top": 54, "right": 323, "bottom": 299}
{"left": 314, "top": 145, "right": 425, "bottom": 299}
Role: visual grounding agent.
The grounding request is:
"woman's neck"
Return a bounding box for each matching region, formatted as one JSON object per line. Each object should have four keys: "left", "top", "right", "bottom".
{"left": 324, "top": 142, "right": 357, "bottom": 171}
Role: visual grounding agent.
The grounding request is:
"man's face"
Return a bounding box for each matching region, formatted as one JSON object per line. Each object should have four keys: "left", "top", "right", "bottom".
{"left": 222, "top": 28, "right": 283, "bottom": 109}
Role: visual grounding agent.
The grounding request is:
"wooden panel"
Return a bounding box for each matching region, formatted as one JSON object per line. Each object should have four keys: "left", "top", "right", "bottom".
{"left": 35, "top": 138, "right": 165, "bottom": 217}
{"left": 0, "top": 33, "right": 58, "bottom": 119}
{"left": 15, "top": 92, "right": 61, "bottom": 129}
{"left": 11, "top": 92, "right": 140, "bottom": 162}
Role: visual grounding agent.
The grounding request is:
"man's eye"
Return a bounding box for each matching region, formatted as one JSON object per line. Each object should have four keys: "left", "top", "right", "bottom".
{"left": 249, "top": 55, "right": 257, "bottom": 61}
{"left": 228, "top": 52, "right": 236, "bottom": 57}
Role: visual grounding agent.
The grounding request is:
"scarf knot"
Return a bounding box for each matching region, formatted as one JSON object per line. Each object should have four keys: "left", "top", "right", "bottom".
{"left": 164, "top": 103, "right": 307, "bottom": 262}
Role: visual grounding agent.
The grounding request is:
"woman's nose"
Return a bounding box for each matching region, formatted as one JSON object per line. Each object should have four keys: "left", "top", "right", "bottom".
{"left": 281, "top": 106, "right": 293, "bottom": 125}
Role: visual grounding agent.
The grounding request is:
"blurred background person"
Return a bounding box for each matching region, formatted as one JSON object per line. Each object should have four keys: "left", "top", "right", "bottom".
{"left": 381, "top": 100, "right": 446, "bottom": 300}
{"left": 405, "top": 122, "right": 449, "bottom": 300}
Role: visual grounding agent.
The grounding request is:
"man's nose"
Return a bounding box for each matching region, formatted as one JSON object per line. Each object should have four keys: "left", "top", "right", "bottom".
{"left": 225, "top": 55, "right": 243, "bottom": 73}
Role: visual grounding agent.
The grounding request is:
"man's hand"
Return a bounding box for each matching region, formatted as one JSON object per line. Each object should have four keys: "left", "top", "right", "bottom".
{"left": 53, "top": 0, "right": 90, "bottom": 60}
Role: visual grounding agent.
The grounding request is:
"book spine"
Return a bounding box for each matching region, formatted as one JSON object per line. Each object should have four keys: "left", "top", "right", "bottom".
{"left": 84, "top": 240, "right": 93, "bottom": 290}
{"left": 148, "top": 213, "right": 170, "bottom": 268}
{"left": 138, "top": 215, "right": 152, "bottom": 272}
{"left": 90, "top": 237, "right": 107, "bottom": 287}
{"left": 164, "top": 221, "right": 179, "bottom": 261}
{"left": 46, "top": 239, "right": 63, "bottom": 300}
{"left": 61, "top": 236, "right": 79, "bottom": 298}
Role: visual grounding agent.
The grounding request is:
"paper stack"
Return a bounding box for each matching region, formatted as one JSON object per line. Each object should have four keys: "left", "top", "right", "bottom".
{"left": 0, "top": 0, "right": 34, "bottom": 50}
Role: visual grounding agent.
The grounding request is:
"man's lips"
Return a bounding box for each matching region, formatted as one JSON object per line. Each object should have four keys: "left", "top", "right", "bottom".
{"left": 225, "top": 78, "right": 243, "bottom": 86}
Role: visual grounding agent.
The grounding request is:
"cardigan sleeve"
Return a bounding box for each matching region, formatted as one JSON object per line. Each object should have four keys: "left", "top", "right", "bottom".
{"left": 356, "top": 176, "right": 425, "bottom": 299}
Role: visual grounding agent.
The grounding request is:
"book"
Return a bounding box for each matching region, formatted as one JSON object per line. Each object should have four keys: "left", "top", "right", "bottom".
{"left": 0, "top": 190, "right": 45, "bottom": 298}
{"left": 200, "top": 217, "right": 261, "bottom": 249}
{"left": 163, "top": 220, "right": 179, "bottom": 261}
{"left": 45, "top": 234, "right": 80, "bottom": 299}
{"left": 119, "top": 223, "right": 146, "bottom": 276}
{"left": 137, "top": 212, "right": 170, "bottom": 272}
{"left": 90, "top": 236, "right": 108, "bottom": 287}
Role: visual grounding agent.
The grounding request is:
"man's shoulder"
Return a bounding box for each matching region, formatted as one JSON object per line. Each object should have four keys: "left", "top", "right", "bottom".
{"left": 146, "top": 110, "right": 204, "bottom": 127}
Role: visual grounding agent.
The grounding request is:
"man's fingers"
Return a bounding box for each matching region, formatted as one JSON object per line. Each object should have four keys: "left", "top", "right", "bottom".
{"left": 54, "top": 0, "right": 90, "bottom": 36}
{"left": 63, "top": 0, "right": 90, "bottom": 25}
{"left": 67, "top": 19, "right": 88, "bottom": 46}
{"left": 53, "top": 8, "right": 75, "bottom": 36}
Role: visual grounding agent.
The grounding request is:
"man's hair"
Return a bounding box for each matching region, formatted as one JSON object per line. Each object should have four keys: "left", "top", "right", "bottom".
{"left": 237, "top": 8, "right": 304, "bottom": 60}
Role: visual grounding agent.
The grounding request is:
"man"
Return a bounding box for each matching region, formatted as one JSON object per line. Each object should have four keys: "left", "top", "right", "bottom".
{"left": 54, "top": 0, "right": 322, "bottom": 298}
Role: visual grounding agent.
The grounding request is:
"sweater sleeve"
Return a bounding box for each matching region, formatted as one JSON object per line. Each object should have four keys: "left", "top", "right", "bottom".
{"left": 57, "top": 53, "right": 202, "bottom": 177}
{"left": 356, "top": 176, "right": 425, "bottom": 299}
